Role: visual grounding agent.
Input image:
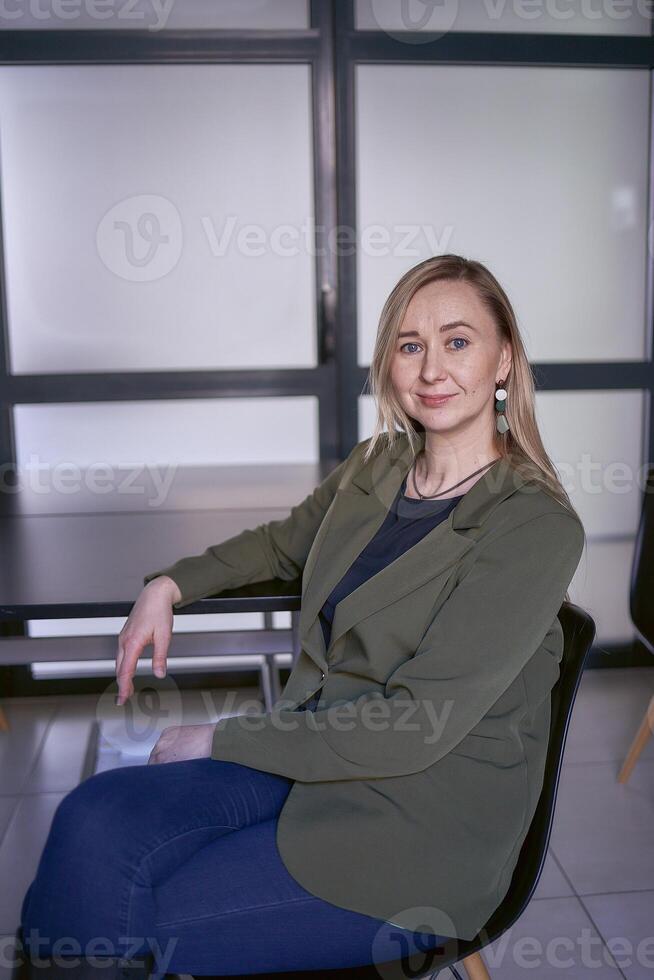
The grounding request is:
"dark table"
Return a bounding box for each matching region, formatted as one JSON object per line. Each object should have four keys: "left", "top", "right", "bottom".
{"left": 0, "top": 460, "right": 337, "bottom": 713}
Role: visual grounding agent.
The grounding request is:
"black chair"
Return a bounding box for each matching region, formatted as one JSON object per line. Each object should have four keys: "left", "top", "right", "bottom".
{"left": 186, "top": 600, "right": 596, "bottom": 980}
{"left": 619, "top": 464, "right": 654, "bottom": 783}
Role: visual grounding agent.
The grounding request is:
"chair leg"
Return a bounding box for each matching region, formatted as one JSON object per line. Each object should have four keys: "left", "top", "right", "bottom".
{"left": 617, "top": 692, "right": 654, "bottom": 783}
{"left": 461, "top": 950, "right": 491, "bottom": 979}
{"left": 0, "top": 705, "right": 10, "bottom": 732}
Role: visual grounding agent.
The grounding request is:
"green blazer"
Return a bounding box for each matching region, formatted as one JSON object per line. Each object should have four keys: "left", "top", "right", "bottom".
{"left": 143, "top": 430, "right": 585, "bottom": 940}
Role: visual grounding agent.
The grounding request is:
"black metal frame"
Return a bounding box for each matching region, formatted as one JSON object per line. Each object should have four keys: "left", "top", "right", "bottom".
{"left": 0, "top": 2, "right": 652, "bottom": 683}
{"left": 0, "top": 2, "right": 652, "bottom": 462}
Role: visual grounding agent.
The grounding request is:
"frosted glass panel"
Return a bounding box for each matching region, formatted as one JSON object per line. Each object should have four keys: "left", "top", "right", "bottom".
{"left": 14, "top": 396, "right": 318, "bottom": 468}
{"left": 0, "top": 65, "right": 316, "bottom": 373}
{"left": 0, "top": 0, "right": 308, "bottom": 31}
{"left": 356, "top": 0, "right": 651, "bottom": 35}
{"left": 568, "top": 538, "right": 635, "bottom": 646}
{"left": 356, "top": 65, "right": 649, "bottom": 364}
{"left": 535, "top": 390, "right": 646, "bottom": 538}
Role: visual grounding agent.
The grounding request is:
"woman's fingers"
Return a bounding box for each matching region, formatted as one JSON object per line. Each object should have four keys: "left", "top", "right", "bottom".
{"left": 116, "top": 641, "right": 124, "bottom": 677}
{"left": 115, "top": 640, "right": 125, "bottom": 701}
{"left": 116, "top": 631, "right": 171, "bottom": 703}
{"left": 151, "top": 630, "right": 170, "bottom": 679}
{"left": 115, "top": 586, "right": 175, "bottom": 704}
{"left": 115, "top": 636, "right": 143, "bottom": 704}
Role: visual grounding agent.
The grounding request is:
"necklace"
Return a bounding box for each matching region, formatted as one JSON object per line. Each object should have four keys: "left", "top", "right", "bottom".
{"left": 410, "top": 451, "right": 501, "bottom": 500}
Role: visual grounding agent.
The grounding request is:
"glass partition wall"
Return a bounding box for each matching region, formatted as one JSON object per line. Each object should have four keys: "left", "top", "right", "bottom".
{"left": 0, "top": 0, "right": 651, "bottom": 679}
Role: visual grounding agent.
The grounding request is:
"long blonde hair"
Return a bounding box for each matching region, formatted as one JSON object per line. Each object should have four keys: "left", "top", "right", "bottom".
{"left": 363, "top": 254, "right": 585, "bottom": 603}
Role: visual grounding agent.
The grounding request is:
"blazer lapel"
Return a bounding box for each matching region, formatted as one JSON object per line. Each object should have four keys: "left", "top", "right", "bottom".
{"left": 299, "top": 431, "right": 534, "bottom": 672}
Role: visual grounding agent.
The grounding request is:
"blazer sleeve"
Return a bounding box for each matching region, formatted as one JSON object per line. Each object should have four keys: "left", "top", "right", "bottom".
{"left": 142, "top": 453, "right": 354, "bottom": 610}
{"left": 209, "top": 510, "right": 585, "bottom": 781}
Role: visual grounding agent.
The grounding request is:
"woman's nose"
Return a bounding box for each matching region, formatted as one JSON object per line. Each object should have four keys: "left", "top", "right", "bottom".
{"left": 419, "top": 351, "right": 447, "bottom": 382}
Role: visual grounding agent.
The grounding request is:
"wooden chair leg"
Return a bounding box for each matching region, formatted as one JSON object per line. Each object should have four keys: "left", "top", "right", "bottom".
{"left": 0, "top": 705, "right": 10, "bottom": 732}
{"left": 617, "top": 692, "right": 654, "bottom": 784}
{"left": 462, "top": 950, "right": 491, "bottom": 979}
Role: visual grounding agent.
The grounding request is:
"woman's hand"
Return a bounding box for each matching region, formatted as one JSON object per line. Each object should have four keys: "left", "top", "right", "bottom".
{"left": 115, "top": 576, "right": 181, "bottom": 705}
{"left": 148, "top": 723, "right": 217, "bottom": 764}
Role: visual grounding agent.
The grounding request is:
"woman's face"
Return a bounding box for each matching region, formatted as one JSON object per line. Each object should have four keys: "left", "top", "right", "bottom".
{"left": 389, "top": 279, "right": 512, "bottom": 441}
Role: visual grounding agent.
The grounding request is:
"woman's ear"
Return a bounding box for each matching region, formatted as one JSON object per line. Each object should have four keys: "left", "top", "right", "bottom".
{"left": 500, "top": 341, "right": 512, "bottom": 381}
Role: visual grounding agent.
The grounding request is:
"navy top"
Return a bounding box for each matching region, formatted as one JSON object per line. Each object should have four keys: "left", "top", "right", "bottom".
{"left": 297, "top": 472, "right": 465, "bottom": 712}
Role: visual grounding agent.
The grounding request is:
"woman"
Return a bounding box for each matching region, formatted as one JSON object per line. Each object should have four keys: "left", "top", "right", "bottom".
{"left": 20, "top": 254, "right": 585, "bottom": 978}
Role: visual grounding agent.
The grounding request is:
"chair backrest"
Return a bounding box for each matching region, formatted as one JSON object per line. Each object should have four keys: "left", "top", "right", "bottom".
{"left": 630, "top": 464, "right": 654, "bottom": 652}
{"left": 474, "top": 600, "right": 596, "bottom": 947}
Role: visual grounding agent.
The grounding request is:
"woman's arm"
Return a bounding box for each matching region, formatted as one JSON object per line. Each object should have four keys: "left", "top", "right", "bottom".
{"left": 142, "top": 450, "right": 358, "bottom": 610}
{"left": 117, "top": 448, "right": 362, "bottom": 705}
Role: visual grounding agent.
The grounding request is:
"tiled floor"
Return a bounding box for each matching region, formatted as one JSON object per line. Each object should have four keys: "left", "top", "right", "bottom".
{"left": 0, "top": 668, "right": 652, "bottom": 979}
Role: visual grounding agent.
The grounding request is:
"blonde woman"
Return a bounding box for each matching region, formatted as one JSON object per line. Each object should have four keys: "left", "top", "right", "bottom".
{"left": 20, "top": 255, "right": 585, "bottom": 977}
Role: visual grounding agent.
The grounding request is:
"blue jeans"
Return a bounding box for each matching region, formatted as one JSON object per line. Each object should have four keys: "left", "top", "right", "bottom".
{"left": 20, "top": 758, "right": 450, "bottom": 975}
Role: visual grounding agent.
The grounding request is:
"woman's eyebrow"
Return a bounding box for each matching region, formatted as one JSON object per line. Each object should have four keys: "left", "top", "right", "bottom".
{"left": 398, "top": 321, "right": 479, "bottom": 338}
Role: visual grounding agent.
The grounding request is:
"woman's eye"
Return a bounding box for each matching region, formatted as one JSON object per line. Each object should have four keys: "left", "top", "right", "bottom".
{"left": 400, "top": 338, "right": 469, "bottom": 353}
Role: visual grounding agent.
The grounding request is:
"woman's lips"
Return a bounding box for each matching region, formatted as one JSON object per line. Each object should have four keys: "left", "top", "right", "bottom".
{"left": 418, "top": 393, "right": 457, "bottom": 407}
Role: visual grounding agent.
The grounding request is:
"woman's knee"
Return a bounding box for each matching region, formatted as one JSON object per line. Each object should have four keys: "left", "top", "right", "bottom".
{"left": 51, "top": 766, "right": 144, "bottom": 851}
